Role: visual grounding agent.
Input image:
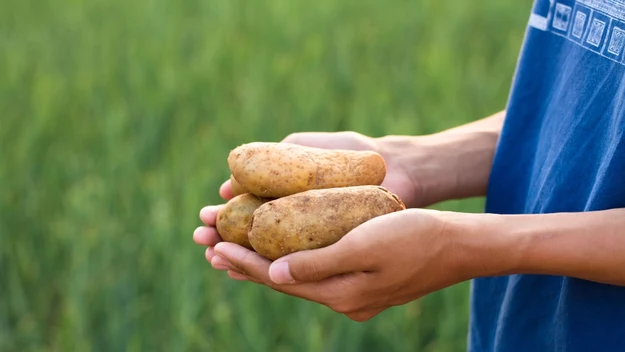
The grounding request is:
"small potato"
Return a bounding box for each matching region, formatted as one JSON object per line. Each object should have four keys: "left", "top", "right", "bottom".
{"left": 216, "top": 193, "right": 269, "bottom": 250}
{"left": 248, "top": 185, "right": 405, "bottom": 260}
{"left": 230, "top": 174, "right": 248, "bottom": 196}
{"left": 228, "top": 142, "right": 387, "bottom": 198}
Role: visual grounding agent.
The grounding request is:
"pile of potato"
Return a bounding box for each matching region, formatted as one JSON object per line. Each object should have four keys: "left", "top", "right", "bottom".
{"left": 216, "top": 142, "right": 406, "bottom": 260}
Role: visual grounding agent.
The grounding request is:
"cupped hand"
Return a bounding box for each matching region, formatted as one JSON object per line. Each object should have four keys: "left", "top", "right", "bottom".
{"left": 192, "top": 131, "right": 437, "bottom": 320}
{"left": 201, "top": 208, "right": 472, "bottom": 322}
{"left": 218, "top": 131, "right": 421, "bottom": 207}
{"left": 194, "top": 131, "right": 421, "bottom": 250}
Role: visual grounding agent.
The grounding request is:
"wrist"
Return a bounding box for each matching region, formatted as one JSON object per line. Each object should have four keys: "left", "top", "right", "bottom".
{"left": 375, "top": 112, "right": 503, "bottom": 207}
{"left": 375, "top": 134, "right": 461, "bottom": 207}
{"left": 441, "top": 212, "right": 523, "bottom": 280}
{"left": 375, "top": 129, "right": 498, "bottom": 207}
{"left": 493, "top": 210, "right": 625, "bottom": 285}
{"left": 437, "top": 209, "right": 625, "bottom": 286}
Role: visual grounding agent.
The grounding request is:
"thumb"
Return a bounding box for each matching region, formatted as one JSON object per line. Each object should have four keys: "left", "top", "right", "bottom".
{"left": 280, "top": 132, "right": 329, "bottom": 148}
{"left": 219, "top": 179, "right": 233, "bottom": 200}
{"left": 268, "top": 238, "right": 368, "bottom": 284}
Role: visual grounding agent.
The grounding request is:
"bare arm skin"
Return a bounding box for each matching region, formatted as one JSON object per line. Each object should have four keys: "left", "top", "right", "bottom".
{"left": 375, "top": 110, "right": 505, "bottom": 206}
{"left": 205, "top": 206, "right": 625, "bottom": 322}
{"left": 197, "top": 109, "right": 625, "bottom": 323}
{"left": 452, "top": 208, "right": 625, "bottom": 287}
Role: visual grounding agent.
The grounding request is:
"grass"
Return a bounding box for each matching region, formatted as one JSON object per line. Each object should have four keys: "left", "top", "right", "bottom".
{"left": 1, "top": 0, "right": 532, "bottom": 351}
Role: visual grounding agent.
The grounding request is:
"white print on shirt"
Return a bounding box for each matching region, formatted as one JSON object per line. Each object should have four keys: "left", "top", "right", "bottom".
{"left": 529, "top": 0, "right": 625, "bottom": 63}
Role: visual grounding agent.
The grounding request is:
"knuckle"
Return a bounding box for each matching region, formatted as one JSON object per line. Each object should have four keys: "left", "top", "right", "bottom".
{"left": 230, "top": 250, "right": 256, "bottom": 277}
{"left": 302, "top": 260, "right": 323, "bottom": 281}
{"left": 240, "top": 250, "right": 255, "bottom": 267}
{"left": 291, "top": 256, "right": 324, "bottom": 282}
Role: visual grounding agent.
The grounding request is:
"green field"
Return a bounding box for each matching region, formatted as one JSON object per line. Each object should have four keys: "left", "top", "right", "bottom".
{"left": 1, "top": 1, "right": 533, "bottom": 351}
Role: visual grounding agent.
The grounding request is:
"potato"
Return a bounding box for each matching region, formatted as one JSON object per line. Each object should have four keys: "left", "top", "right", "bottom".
{"left": 227, "top": 142, "right": 387, "bottom": 198}
{"left": 216, "top": 193, "right": 269, "bottom": 250}
{"left": 229, "top": 174, "right": 248, "bottom": 196}
{"left": 248, "top": 185, "right": 405, "bottom": 260}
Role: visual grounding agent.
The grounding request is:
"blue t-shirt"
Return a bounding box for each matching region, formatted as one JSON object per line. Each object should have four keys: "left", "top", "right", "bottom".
{"left": 470, "top": 0, "right": 625, "bottom": 351}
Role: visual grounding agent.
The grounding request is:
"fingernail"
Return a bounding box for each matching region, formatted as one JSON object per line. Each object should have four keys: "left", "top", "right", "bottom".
{"left": 269, "top": 261, "right": 294, "bottom": 284}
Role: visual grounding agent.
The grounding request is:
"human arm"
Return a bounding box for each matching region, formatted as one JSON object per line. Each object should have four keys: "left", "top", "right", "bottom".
{"left": 195, "top": 110, "right": 506, "bottom": 264}
{"left": 210, "top": 207, "right": 625, "bottom": 322}
{"left": 462, "top": 208, "right": 625, "bottom": 286}
{"left": 215, "top": 110, "right": 505, "bottom": 208}
{"left": 374, "top": 109, "right": 505, "bottom": 207}
{"left": 198, "top": 109, "right": 625, "bottom": 321}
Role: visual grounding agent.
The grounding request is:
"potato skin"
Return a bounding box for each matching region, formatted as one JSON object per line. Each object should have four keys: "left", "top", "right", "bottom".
{"left": 216, "top": 193, "right": 268, "bottom": 250}
{"left": 227, "top": 142, "right": 387, "bottom": 198}
{"left": 248, "top": 186, "right": 405, "bottom": 260}
{"left": 230, "top": 174, "right": 248, "bottom": 196}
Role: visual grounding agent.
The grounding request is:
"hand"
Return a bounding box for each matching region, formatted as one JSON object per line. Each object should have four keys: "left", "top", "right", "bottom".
{"left": 193, "top": 130, "right": 472, "bottom": 321}
{"left": 202, "top": 208, "right": 474, "bottom": 322}
{"left": 218, "top": 131, "right": 421, "bottom": 207}
{"left": 194, "top": 130, "right": 423, "bottom": 262}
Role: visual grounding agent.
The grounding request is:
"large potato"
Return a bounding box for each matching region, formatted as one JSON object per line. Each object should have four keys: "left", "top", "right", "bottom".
{"left": 227, "top": 142, "right": 387, "bottom": 198}
{"left": 216, "top": 193, "right": 269, "bottom": 250}
{"left": 248, "top": 186, "right": 405, "bottom": 260}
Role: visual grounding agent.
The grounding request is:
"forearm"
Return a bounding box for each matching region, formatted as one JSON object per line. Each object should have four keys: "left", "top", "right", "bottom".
{"left": 376, "top": 110, "right": 505, "bottom": 206}
{"left": 452, "top": 208, "right": 625, "bottom": 286}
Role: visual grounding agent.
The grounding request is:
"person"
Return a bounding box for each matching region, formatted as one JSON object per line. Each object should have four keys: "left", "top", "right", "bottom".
{"left": 193, "top": 0, "right": 625, "bottom": 350}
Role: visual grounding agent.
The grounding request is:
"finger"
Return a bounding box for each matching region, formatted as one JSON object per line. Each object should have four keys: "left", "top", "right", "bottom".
{"left": 213, "top": 242, "right": 272, "bottom": 278}
{"left": 281, "top": 132, "right": 331, "bottom": 148}
{"left": 281, "top": 131, "right": 372, "bottom": 151}
{"left": 236, "top": 273, "right": 264, "bottom": 285}
{"left": 213, "top": 253, "right": 258, "bottom": 282}
{"left": 213, "top": 242, "right": 334, "bottom": 303}
{"left": 199, "top": 205, "right": 223, "bottom": 226}
{"left": 268, "top": 236, "right": 370, "bottom": 284}
{"left": 205, "top": 246, "right": 216, "bottom": 262}
{"left": 219, "top": 180, "right": 234, "bottom": 200}
{"left": 228, "top": 270, "right": 249, "bottom": 281}
{"left": 194, "top": 227, "right": 222, "bottom": 246}
{"left": 226, "top": 271, "right": 267, "bottom": 285}
{"left": 210, "top": 255, "right": 232, "bottom": 271}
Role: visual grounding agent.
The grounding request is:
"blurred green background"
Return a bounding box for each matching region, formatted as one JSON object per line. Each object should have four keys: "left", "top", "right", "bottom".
{"left": 1, "top": 1, "right": 533, "bottom": 351}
